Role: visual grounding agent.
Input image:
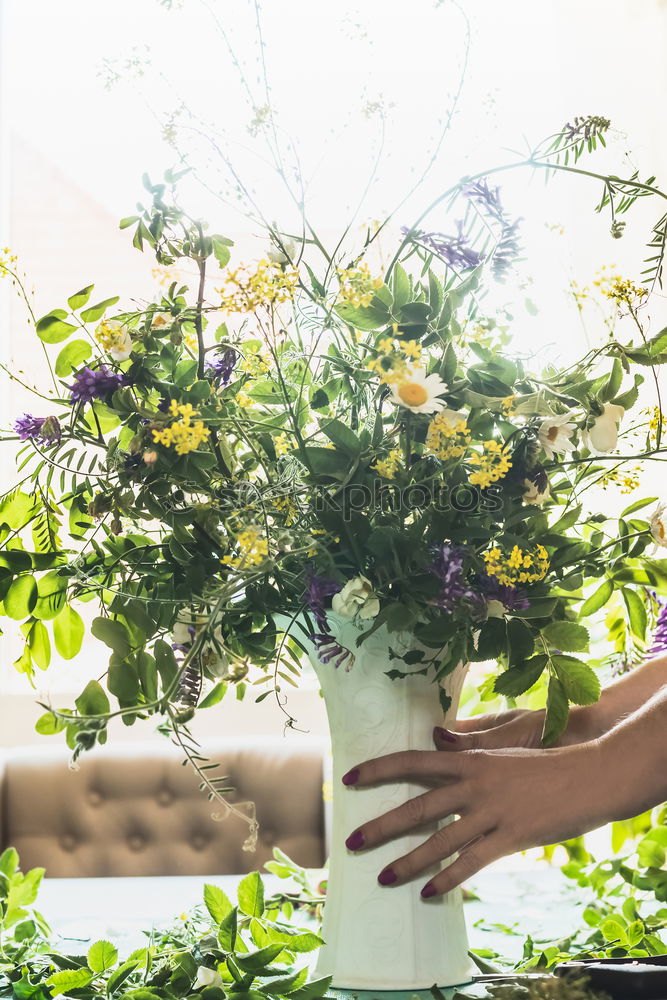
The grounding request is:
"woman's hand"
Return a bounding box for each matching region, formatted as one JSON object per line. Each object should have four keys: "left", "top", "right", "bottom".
{"left": 342, "top": 734, "right": 616, "bottom": 899}
{"left": 441, "top": 701, "right": 607, "bottom": 751}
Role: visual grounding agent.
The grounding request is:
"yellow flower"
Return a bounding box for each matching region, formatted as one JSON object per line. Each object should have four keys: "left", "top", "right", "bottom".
{"left": 483, "top": 544, "right": 549, "bottom": 587}
{"left": 272, "top": 496, "right": 298, "bottom": 524}
{"left": 151, "top": 401, "right": 211, "bottom": 456}
{"left": 95, "top": 319, "right": 133, "bottom": 361}
{"left": 468, "top": 440, "right": 512, "bottom": 488}
{"left": 221, "top": 527, "right": 269, "bottom": 569}
{"left": 378, "top": 336, "right": 395, "bottom": 354}
{"left": 236, "top": 391, "right": 253, "bottom": 408}
{"left": 372, "top": 448, "right": 402, "bottom": 479}
{"left": 501, "top": 395, "right": 516, "bottom": 416}
{"left": 0, "top": 247, "right": 18, "bottom": 272}
{"left": 336, "top": 262, "right": 383, "bottom": 309}
{"left": 239, "top": 352, "right": 271, "bottom": 377}
{"left": 402, "top": 339, "right": 421, "bottom": 361}
{"left": 599, "top": 465, "right": 642, "bottom": 494}
{"left": 274, "top": 432, "right": 290, "bottom": 456}
{"left": 426, "top": 410, "right": 471, "bottom": 461}
{"left": 217, "top": 259, "right": 299, "bottom": 314}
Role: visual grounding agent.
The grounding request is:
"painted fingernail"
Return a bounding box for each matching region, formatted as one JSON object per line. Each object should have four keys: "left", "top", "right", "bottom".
{"left": 434, "top": 727, "right": 458, "bottom": 743}
{"left": 342, "top": 768, "right": 360, "bottom": 786}
{"left": 421, "top": 882, "right": 437, "bottom": 899}
{"left": 345, "top": 829, "right": 365, "bottom": 851}
{"left": 378, "top": 867, "right": 397, "bottom": 886}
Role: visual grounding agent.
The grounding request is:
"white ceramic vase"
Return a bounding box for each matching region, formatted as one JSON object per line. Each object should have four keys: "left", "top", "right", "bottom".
{"left": 298, "top": 613, "right": 472, "bottom": 991}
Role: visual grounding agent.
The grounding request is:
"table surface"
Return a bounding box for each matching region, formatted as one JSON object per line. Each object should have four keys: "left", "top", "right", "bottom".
{"left": 38, "top": 864, "right": 585, "bottom": 972}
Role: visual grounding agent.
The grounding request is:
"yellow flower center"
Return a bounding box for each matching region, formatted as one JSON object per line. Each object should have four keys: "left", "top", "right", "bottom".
{"left": 398, "top": 382, "right": 428, "bottom": 407}
{"left": 547, "top": 426, "right": 560, "bottom": 442}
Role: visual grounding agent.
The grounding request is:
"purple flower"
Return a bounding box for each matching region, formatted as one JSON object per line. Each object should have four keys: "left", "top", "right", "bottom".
{"left": 478, "top": 575, "right": 530, "bottom": 613}
{"left": 157, "top": 396, "right": 171, "bottom": 413}
{"left": 463, "top": 177, "right": 522, "bottom": 282}
{"left": 310, "top": 632, "right": 353, "bottom": 670}
{"left": 428, "top": 543, "right": 481, "bottom": 612}
{"left": 68, "top": 366, "right": 127, "bottom": 405}
{"left": 647, "top": 599, "right": 667, "bottom": 658}
{"left": 13, "top": 414, "right": 61, "bottom": 445}
{"left": 206, "top": 347, "right": 238, "bottom": 385}
{"left": 304, "top": 572, "right": 341, "bottom": 631}
{"left": 402, "top": 224, "right": 484, "bottom": 271}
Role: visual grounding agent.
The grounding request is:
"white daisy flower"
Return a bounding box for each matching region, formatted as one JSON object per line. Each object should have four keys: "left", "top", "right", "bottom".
{"left": 522, "top": 477, "right": 550, "bottom": 506}
{"left": 538, "top": 413, "right": 577, "bottom": 459}
{"left": 195, "top": 966, "right": 223, "bottom": 989}
{"left": 650, "top": 504, "right": 667, "bottom": 549}
{"left": 151, "top": 311, "right": 173, "bottom": 328}
{"left": 389, "top": 367, "right": 448, "bottom": 414}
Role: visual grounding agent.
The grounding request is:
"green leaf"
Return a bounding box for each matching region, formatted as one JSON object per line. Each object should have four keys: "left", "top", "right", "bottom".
{"left": 35, "top": 711, "right": 67, "bottom": 736}
{"left": 289, "top": 977, "right": 333, "bottom": 1000}
{"left": 32, "top": 571, "right": 67, "bottom": 621}
{"left": 211, "top": 234, "right": 233, "bottom": 269}
{"left": 203, "top": 883, "right": 233, "bottom": 924}
{"left": 335, "top": 301, "right": 391, "bottom": 331}
{"left": 4, "top": 575, "right": 38, "bottom": 620}
{"left": 580, "top": 580, "right": 613, "bottom": 616}
{"left": 55, "top": 339, "right": 92, "bottom": 377}
{"left": 506, "top": 618, "right": 535, "bottom": 665}
{"left": 53, "top": 605, "right": 85, "bottom": 659}
{"left": 28, "top": 620, "right": 51, "bottom": 670}
{"left": 88, "top": 940, "right": 119, "bottom": 973}
{"left": 234, "top": 944, "right": 284, "bottom": 973}
{"left": 319, "top": 418, "right": 361, "bottom": 456}
{"left": 494, "top": 655, "right": 547, "bottom": 698}
{"left": 107, "top": 656, "right": 141, "bottom": 701}
{"left": 46, "top": 969, "right": 94, "bottom": 996}
{"left": 217, "top": 907, "right": 238, "bottom": 951}
{"left": 237, "top": 872, "right": 264, "bottom": 917}
{"left": 622, "top": 587, "right": 647, "bottom": 640}
{"left": 67, "top": 285, "right": 95, "bottom": 311}
{"left": 36, "top": 311, "right": 78, "bottom": 344}
{"left": 91, "top": 617, "right": 131, "bottom": 656}
{"left": 599, "top": 918, "right": 627, "bottom": 944}
{"left": 80, "top": 297, "right": 120, "bottom": 323}
{"left": 75, "top": 679, "right": 111, "bottom": 717}
{"left": 542, "top": 676, "right": 569, "bottom": 746}
{"left": 154, "top": 639, "right": 178, "bottom": 692}
{"left": 106, "top": 960, "right": 141, "bottom": 996}
{"left": 0, "top": 847, "right": 19, "bottom": 878}
{"left": 542, "top": 621, "right": 590, "bottom": 652}
{"left": 552, "top": 655, "right": 600, "bottom": 706}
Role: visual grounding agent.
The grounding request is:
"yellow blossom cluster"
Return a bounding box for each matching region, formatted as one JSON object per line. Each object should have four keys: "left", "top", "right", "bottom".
{"left": 95, "top": 319, "right": 129, "bottom": 352}
{"left": 468, "top": 440, "right": 512, "bottom": 488}
{"left": 221, "top": 527, "right": 269, "bottom": 569}
{"left": 366, "top": 330, "right": 421, "bottom": 387}
{"left": 239, "top": 352, "right": 271, "bottom": 377}
{"left": 152, "top": 400, "right": 211, "bottom": 456}
{"left": 0, "top": 247, "right": 18, "bottom": 272}
{"left": 372, "top": 448, "right": 403, "bottom": 479}
{"left": 272, "top": 496, "right": 298, "bottom": 524}
{"left": 217, "top": 259, "right": 299, "bottom": 314}
{"left": 483, "top": 544, "right": 550, "bottom": 586}
{"left": 426, "top": 412, "right": 471, "bottom": 461}
{"left": 236, "top": 392, "right": 253, "bottom": 408}
{"left": 594, "top": 271, "right": 648, "bottom": 308}
{"left": 599, "top": 465, "right": 642, "bottom": 494}
{"left": 647, "top": 405, "right": 667, "bottom": 447}
{"left": 501, "top": 395, "right": 515, "bottom": 416}
{"left": 274, "top": 432, "right": 290, "bottom": 456}
{"left": 336, "top": 262, "right": 383, "bottom": 308}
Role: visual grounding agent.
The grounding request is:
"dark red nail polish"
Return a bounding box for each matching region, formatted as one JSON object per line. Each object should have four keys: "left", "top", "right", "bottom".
{"left": 421, "top": 882, "right": 437, "bottom": 899}
{"left": 378, "top": 867, "right": 397, "bottom": 886}
{"left": 345, "top": 829, "right": 365, "bottom": 851}
{"left": 434, "top": 727, "right": 458, "bottom": 743}
{"left": 342, "top": 768, "right": 360, "bottom": 786}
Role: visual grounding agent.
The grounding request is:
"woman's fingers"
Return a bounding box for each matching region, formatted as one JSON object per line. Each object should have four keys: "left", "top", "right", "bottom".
{"left": 420, "top": 833, "right": 504, "bottom": 898}
{"left": 453, "top": 710, "right": 525, "bottom": 733}
{"left": 434, "top": 714, "right": 543, "bottom": 752}
{"left": 342, "top": 749, "right": 464, "bottom": 788}
{"left": 376, "top": 815, "right": 491, "bottom": 888}
{"left": 345, "top": 786, "right": 466, "bottom": 852}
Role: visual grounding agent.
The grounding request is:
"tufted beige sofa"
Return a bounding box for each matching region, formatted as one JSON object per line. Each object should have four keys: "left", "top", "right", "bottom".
{"left": 0, "top": 738, "right": 326, "bottom": 877}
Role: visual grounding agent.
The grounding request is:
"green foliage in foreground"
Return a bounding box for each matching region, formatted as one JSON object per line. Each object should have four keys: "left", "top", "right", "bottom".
{"left": 0, "top": 848, "right": 330, "bottom": 1000}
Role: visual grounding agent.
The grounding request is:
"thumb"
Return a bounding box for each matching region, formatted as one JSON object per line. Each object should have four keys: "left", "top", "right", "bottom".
{"left": 433, "top": 720, "right": 529, "bottom": 751}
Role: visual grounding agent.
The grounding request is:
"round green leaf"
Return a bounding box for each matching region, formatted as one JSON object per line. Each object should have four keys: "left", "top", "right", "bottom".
{"left": 36, "top": 311, "right": 78, "bottom": 344}
{"left": 28, "top": 620, "right": 51, "bottom": 670}
{"left": 4, "top": 575, "right": 38, "bottom": 620}
{"left": 53, "top": 605, "right": 85, "bottom": 659}
{"left": 55, "top": 339, "right": 92, "bottom": 377}
{"left": 91, "top": 617, "right": 131, "bottom": 656}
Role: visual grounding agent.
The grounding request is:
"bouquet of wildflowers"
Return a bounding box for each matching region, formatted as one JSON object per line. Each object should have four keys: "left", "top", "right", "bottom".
{"left": 1, "top": 121, "right": 667, "bottom": 834}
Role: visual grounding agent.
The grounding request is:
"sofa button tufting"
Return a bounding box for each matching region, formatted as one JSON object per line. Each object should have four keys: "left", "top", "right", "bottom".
{"left": 128, "top": 834, "right": 146, "bottom": 852}
{"left": 156, "top": 789, "right": 173, "bottom": 807}
{"left": 61, "top": 833, "right": 76, "bottom": 852}
{"left": 263, "top": 829, "right": 275, "bottom": 843}
{"left": 88, "top": 789, "right": 103, "bottom": 807}
{"left": 191, "top": 833, "right": 207, "bottom": 851}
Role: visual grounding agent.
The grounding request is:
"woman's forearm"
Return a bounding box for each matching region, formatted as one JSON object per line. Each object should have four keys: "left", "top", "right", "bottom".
{"left": 590, "top": 653, "right": 667, "bottom": 735}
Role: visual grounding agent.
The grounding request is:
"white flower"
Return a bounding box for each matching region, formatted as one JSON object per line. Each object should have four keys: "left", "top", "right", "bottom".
{"left": 331, "top": 575, "right": 380, "bottom": 620}
{"left": 195, "top": 966, "right": 223, "bottom": 989}
{"left": 96, "top": 319, "right": 133, "bottom": 361}
{"left": 522, "top": 477, "right": 550, "bottom": 506}
{"left": 585, "top": 403, "right": 625, "bottom": 454}
{"left": 109, "top": 327, "right": 133, "bottom": 361}
{"left": 268, "top": 237, "right": 296, "bottom": 264}
{"left": 538, "top": 412, "right": 577, "bottom": 459}
{"left": 389, "top": 367, "right": 448, "bottom": 414}
{"left": 650, "top": 504, "right": 667, "bottom": 548}
{"left": 151, "top": 311, "right": 173, "bottom": 328}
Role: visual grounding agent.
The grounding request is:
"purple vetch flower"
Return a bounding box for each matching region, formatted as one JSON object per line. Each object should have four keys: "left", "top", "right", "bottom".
{"left": 463, "top": 176, "right": 522, "bottom": 282}
{"left": 304, "top": 572, "right": 341, "bottom": 631}
{"left": 68, "top": 366, "right": 128, "bottom": 404}
{"left": 157, "top": 396, "right": 171, "bottom": 413}
{"left": 647, "top": 598, "right": 667, "bottom": 658}
{"left": 401, "top": 225, "right": 484, "bottom": 271}
{"left": 478, "top": 575, "right": 530, "bottom": 614}
{"left": 310, "top": 632, "right": 353, "bottom": 670}
{"left": 206, "top": 347, "right": 238, "bottom": 386}
{"left": 13, "top": 414, "right": 61, "bottom": 445}
{"left": 463, "top": 178, "right": 505, "bottom": 220}
{"left": 428, "top": 543, "right": 481, "bottom": 613}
